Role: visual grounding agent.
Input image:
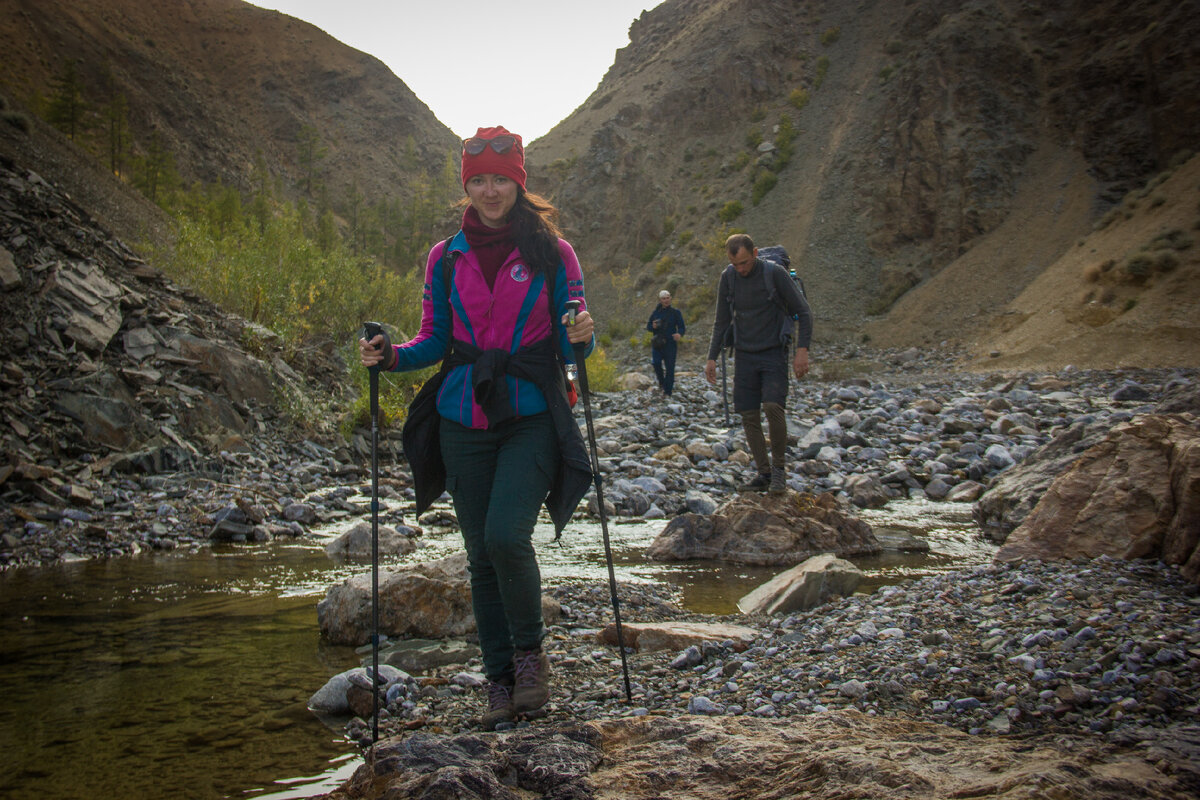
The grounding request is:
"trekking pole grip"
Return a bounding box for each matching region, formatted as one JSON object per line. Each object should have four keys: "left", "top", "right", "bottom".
{"left": 363, "top": 321, "right": 384, "bottom": 373}
{"left": 564, "top": 299, "right": 586, "bottom": 354}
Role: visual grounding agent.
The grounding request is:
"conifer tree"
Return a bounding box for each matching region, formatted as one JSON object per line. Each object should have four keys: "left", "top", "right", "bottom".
{"left": 46, "top": 59, "right": 89, "bottom": 141}
{"left": 296, "top": 124, "right": 327, "bottom": 195}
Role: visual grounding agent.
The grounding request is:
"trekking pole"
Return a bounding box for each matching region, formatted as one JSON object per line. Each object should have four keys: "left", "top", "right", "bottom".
{"left": 565, "top": 300, "right": 633, "bottom": 703}
{"left": 720, "top": 348, "right": 731, "bottom": 426}
{"left": 362, "top": 321, "right": 384, "bottom": 748}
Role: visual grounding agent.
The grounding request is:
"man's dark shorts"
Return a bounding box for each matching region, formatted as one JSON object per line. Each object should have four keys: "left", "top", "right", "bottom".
{"left": 733, "top": 346, "right": 788, "bottom": 411}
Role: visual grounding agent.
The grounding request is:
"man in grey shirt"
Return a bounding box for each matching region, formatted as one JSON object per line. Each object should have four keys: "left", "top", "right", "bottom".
{"left": 704, "top": 234, "right": 812, "bottom": 494}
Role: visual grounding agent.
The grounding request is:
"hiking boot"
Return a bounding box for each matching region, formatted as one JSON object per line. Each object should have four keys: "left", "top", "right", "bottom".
{"left": 481, "top": 679, "right": 515, "bottom": 730}
{"left": 512, "top": 648, "right": 551, "bottom": 714}
{"left": 737, "top": 473, "right": 771, "bottom": 493}
{"left": 769, "top": 467, "right": 788, "bottom": 495}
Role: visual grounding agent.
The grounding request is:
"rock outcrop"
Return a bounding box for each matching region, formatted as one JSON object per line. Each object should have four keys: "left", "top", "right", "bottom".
{"left": 995, "top": 414, "right": 1200, "bottom": 582}
{"left": 320, "top": 712, "right": 1199, "bottom": 800}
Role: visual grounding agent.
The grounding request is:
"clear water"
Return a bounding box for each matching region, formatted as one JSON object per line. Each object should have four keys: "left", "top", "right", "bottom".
{"left": 0, "top": 499, "right": 993, "bottom": 799}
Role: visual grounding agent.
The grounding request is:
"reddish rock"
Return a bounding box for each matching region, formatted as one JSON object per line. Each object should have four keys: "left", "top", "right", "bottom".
{"left": 995, "top": 414, "right": 1200, "bottom": 583}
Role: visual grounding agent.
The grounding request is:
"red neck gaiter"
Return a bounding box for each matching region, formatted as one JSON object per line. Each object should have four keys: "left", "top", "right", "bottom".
{"left": 462, "top": 205, "right": 516, "bottom": 290}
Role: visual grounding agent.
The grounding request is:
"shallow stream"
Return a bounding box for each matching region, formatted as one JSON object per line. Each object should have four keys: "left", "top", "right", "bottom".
{"left": 0, "top": 499, "right": 994, "bottom": 799}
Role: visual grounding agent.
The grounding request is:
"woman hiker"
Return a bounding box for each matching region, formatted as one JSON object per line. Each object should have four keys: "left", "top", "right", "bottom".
{"left": 359, "top": 125, "right": 595, "bottom": 729}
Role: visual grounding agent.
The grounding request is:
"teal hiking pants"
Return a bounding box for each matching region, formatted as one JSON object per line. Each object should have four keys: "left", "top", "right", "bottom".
{"left": 440, "top": 412, "right": 559, "bottom": 680}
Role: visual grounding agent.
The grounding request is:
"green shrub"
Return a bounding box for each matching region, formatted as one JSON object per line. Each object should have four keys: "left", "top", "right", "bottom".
{"left": 814, "top": 57, "right": 830, "bottom": 88}
{"left": 677, "top": 230, "right": 694, "bottom": 246}
{"left": 820, "top": 27, "right": 841, "bottom": 46}
{"left": 1121, "top": 253, "right": 1154, "bottom": 281}
{"left": 746, "top": 128, "right": 764, "bottom": 149}
{"left": 639, "top": 239, "right": 661, "bottom": 262}
{"left": 606, "top": 317, "right": 638, "bottom": 342}
{"left": 654, "top": 255, "right": 675, "bottom": 276}
{"left": 718, "top": 200, "right": 744, "bottom": 222}
{"left": 788, "top": 88, "right": 811, "bottom": 110}
{"left": 2, "top": 111, "right": 31, "bottom": 133}
{"left": 685, "top": 283, "right": 717, "bottom": 325}
{"left": 341, "top": 361, "right": 437, "bottom": 436}
{"left": 1147, "top": 229, "right": 1193, "bottom": 251}
{"left": 1094, "top": 207, "right": 1121, "bottom": 231}
{"left": 581, "top": 346, "right": 619, "bottom": 392}
{"left": 1155, "top": 251, "right": 1180, "bottom": 273}
{"left": 147, "top": 207, "right": 424, "bottom": 350}
{"left": 752, "top": 170, "right": 779, "bottom": 205}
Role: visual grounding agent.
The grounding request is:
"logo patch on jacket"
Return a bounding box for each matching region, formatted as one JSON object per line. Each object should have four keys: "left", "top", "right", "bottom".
{"left": 510, "top": 263, "right": 530, "bottom": 282}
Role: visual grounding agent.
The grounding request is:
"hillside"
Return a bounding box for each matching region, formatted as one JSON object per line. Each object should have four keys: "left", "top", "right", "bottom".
{"left": 529, "top": 0, "right": 1200, "bottom": 367}
{"left": 0, "top": 0, "right": 1197, "bottom": 368}
{"left": 0, "top": 0, "right": 460, "bottom": 220}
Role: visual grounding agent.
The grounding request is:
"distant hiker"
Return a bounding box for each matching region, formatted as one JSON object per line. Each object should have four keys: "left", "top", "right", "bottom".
{"left": 359, "top": 125, "right": 595, "bottom": 730}
{"left": 646, "top": 289, "right": 685, "bottom": 397}
{"left": 704, "top": 233, "right": 812, "bottom": 495}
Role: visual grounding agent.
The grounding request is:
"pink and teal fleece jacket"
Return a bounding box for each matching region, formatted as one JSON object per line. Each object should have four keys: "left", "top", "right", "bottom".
{"left": 387, "top": 230, "right": 594, "bottom": 429}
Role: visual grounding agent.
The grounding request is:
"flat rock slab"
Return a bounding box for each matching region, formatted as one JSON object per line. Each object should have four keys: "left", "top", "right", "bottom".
{"left": 322, "top": 712, "right": 1197, "bottom": 800}
{"left": 596, "top": 620, "right": 759, "bottom": 652}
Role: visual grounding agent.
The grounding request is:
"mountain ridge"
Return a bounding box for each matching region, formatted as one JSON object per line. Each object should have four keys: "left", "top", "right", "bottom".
{"left": 1, "top": 0, "right": 1197, "bottom": 368}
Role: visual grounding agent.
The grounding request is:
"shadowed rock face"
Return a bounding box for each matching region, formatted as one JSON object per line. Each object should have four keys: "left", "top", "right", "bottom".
{"left": 320, "top": 713, "right": 1199, "bottom": 800}
{"left": 995, "top": 413, "right": 1200, "bottom": 583}
{"left": 647, "top": 491, "right": 878, "bottom": 566}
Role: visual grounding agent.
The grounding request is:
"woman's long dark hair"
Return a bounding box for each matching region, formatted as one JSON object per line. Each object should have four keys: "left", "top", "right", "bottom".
{"left": 510, "top": 190, "right": 562, "bottom": 275}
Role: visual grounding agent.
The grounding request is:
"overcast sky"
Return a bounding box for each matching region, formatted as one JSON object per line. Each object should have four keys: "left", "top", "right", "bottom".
{"left": 248, "top": 0, "right": 665, "bottom": 143}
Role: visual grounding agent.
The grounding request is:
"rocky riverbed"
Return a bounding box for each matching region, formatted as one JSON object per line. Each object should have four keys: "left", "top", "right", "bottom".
{"left": 337, "top": 555, "right": 1200, "bottom": 742}
{"left": 308, "top": 367, "right": 1198, "bottom": 798}
{"left": 319, "top": 555, "right": 1200, "bottom": 799}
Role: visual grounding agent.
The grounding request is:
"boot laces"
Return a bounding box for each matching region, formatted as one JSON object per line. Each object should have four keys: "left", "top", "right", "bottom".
{"left": 513, "top": 650, "right": 542, "bottom": 688}
{"left": 487, "top": 681, "right": 512, "bottom": 711}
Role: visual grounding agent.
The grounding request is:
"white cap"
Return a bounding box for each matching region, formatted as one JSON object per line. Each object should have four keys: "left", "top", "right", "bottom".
{"left": 659, "top": 290, "right": 671, "bottom": 298}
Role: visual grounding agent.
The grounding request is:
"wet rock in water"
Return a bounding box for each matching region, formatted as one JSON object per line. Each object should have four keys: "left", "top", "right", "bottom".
{"left": 324, "top": 520, "right": 419, "bottom": 559}
{"left": 736, "top": 553, "right": 863, "bottom": 615}
{"left": 647, "top": 491, "right": 878, "bottom": 566}
{"left": 318, "top": 554, "right": 476, "bottom": 645}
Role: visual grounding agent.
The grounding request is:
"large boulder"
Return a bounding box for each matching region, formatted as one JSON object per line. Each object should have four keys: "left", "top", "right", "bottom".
{"left": 973, "top": 418, "right": 1113, "bottom": 542}
{"left": 737, "top": 553, "right": 863, "bottom": 615}
{"left": 174, "top": 333, "right": 275, "bottom": 405}
{"left": 324, "top": 520, "right": 419, "bottom": 559}
{"left": 646, "top": 492, "right": 879, "bottom": 566}
{"left": 995, "top": 414, "right": 1200, "bottom": 583}
{"left": 317, "top": 553, "right": 475, "bottom": 645}
{"left": 317, "top": 552, "right": 563, "bottom": 645}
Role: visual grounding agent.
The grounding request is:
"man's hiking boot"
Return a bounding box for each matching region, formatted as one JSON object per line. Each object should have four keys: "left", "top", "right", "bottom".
{"left": 512, "top": 648, "right": 551, "bottom": 714}
{"left": 737, "top": 472, "right": 771, "bottom": 493}
{"left": 769, "top": 467, "right": 788, "bottom": 495}
{"left": 481, "top": 678, "right": 515, "bottom": 730}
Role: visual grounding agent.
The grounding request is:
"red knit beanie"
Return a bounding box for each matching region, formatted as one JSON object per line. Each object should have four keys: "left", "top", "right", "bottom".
{"left": 461, "top": 125, "right": 526, "bottom": 190}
